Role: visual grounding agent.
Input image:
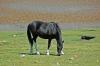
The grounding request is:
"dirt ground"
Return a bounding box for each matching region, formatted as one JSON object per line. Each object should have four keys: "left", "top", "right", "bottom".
{"left": 0, "top": 22, "right": 100, "bottom": 31}
{"left": 0, "top": 0, "right": 100, "bottom": 31}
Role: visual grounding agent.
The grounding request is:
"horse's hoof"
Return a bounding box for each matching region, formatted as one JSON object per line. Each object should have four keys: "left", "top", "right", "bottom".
{"left": 57, "top": 53, "right": 61, "bottom": 56}
{"left": 57, "top": 54, "right": 61, "bottom": 56}
{"left": 34, "top": 52, "right": 40, "bottom": 55}
{"left": 29, "top": 53, "right": 34, "bottom": 55}
{"left": 46, "top": 53, "right": 50, "bottom": 55}
{"left": 61, "top": 51, "right": 64, "bottom": 55}
{"left": 46, "top": 50, "right": 50, "bottom": 55}
{"left": 36, "top": 52, "right": 40, "bottom": 55}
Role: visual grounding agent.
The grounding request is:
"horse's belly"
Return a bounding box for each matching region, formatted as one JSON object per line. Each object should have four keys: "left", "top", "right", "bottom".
{"left": 39, "top": 34, "right": 55, "bottom": 39}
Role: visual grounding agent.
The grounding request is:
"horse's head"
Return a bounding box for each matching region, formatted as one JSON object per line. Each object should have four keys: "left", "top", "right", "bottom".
{"left": 57, "top": 39, "right": 64, "bottom": 56}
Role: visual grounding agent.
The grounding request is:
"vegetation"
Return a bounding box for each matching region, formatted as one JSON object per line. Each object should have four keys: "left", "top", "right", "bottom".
{"left": 0, "top": 29, "right": 100, "bottom": 66}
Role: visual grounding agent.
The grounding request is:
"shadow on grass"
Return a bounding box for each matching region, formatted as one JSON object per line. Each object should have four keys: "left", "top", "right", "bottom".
{"left": 19, "top": 52, "right": 57, "bottom": 56}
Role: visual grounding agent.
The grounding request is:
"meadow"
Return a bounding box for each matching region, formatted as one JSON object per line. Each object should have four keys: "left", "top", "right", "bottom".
{"left": 0, "top": 0, "right": 100, "bottom": 66}
{"left": 0, "top": 28, "right": 100, "bottom": 66}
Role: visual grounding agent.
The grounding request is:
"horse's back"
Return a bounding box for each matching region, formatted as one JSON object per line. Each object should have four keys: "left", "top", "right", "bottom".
{"left": 37, "top": 22, "right": 60, "bottom": 35}
{"left": 28, "top": 21, "right": 61, "bottom": 36}
{"left": 28, "top": 21, "right": 44, "bottom": 31}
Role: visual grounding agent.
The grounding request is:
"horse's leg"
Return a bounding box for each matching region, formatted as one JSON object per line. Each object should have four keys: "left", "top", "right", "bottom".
{"left": 30, "top": 41, "right": 33, "bottom": 54}
{"left": 33, "top": 35, "right": 40, "bottom": 55}
{"left": 46, "top": 39, "right": 52, "bottom": 55}
{"left": 61, "top": 50, "right": 64, "bottom": 55}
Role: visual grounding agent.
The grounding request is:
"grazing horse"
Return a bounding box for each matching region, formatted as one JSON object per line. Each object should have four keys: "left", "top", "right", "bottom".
{"left": 27, "top": 21, "right": 64, "bottom": 56}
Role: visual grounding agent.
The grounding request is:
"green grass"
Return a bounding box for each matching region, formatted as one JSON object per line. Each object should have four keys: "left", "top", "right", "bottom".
{"left": 0, "top": 29, "right": 100, "bottom": 66}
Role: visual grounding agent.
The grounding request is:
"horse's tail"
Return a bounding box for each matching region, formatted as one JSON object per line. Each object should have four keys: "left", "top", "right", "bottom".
{"left": 27, "top": 24, "right": 33, "bottom": 44}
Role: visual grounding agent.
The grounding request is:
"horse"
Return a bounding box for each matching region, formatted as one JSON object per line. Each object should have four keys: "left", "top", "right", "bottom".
{"left": 27, "top": 21, "right": 64, "bottom": 56}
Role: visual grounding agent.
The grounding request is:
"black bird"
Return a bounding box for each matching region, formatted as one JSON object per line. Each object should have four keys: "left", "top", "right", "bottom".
{"left": 81, "top": 36, "right": 95, "bottom": 40}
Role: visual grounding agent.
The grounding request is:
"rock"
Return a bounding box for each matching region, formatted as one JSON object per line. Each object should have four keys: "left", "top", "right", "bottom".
{"left": 81, "top": 35, "right": 95, "bottom": 40}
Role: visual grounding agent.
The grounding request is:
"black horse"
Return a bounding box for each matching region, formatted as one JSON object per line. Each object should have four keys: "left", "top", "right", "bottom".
{"left": 27, "top": 21, "right": 64, "bottom": 56}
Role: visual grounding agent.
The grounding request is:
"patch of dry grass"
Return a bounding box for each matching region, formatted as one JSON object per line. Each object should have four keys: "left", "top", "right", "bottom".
{"left": 0, "top": 0, "right": 100, "bottom": 23}
{"left": 0, "top": 9, "right": 100, "bottom": 23}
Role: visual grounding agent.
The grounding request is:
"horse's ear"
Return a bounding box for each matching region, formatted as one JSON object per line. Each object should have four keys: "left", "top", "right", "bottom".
{"left": 62, "top": 40, "right": 64, "bottom": 43}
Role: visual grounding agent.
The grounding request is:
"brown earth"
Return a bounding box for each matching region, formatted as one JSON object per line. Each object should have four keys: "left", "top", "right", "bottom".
{"left": 0, "top": 0, "right": 100, "bottom": 24}
{"left": 0, "top": 0, "right": 100, "bottom": 31}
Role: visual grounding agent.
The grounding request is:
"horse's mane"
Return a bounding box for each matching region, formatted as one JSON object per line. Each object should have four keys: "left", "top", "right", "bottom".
{"left": 46, "top": 22, "right": 60, "bottom": 35}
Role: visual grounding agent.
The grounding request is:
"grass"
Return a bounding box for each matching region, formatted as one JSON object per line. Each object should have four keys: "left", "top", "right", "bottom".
{"left": 0, "top": 29, "right": 100, "bottom": 66}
